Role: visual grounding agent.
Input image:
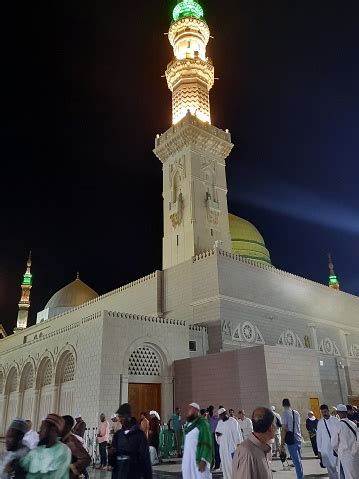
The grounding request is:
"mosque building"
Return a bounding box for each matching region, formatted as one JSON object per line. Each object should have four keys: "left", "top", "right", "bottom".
{"left": 1, "top": 0, "right": 359, "bottom": 433}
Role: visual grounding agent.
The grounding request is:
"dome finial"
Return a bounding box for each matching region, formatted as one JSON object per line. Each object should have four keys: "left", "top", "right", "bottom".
{"left": 76, "top": 271, "right": 80, "bottom": 280}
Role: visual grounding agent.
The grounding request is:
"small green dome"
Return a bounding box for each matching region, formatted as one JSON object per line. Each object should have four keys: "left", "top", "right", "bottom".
{"left": 229, "top": 213, "right": 271, "bottom": 265}
{"left": 173, "top": 0, "right": 204, "bottom": 22}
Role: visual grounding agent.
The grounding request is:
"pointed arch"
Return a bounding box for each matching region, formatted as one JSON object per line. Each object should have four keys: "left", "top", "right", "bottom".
{"left": 19, "top": 361, "right": 35, "bottom": 420}
{"left": 4, "top": 367, "right": 19, "bottom": 432}
{"left": 36, "top": 356, "right": 54, "bottom": 427}
{"left": 55, "top": 350, "right": 76, "bottom": 416}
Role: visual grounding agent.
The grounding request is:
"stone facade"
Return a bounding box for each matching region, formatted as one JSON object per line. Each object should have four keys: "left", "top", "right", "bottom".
{"left": 1, "top": 248, "right": 359, "bottom": 435}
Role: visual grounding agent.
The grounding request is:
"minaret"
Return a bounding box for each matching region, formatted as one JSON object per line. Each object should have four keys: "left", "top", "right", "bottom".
{"left": 15, "top": 251, "right": 33, "bottom": 331}
{"left": 154, "top": 0, "right": 233, "bottom": 269}
{"left": 328, "top": 253, "right": 340, "bottom": 290}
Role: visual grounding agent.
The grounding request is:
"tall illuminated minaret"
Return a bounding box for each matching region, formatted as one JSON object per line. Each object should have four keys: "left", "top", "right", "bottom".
{"left": 154, "top": 0, "right": 233, "bottom": 269}
{"left": 15, "top": 251, "right": 32, "bottom": 331}
{"left": 328, "top": 253, "right": 340, "bottom": 290}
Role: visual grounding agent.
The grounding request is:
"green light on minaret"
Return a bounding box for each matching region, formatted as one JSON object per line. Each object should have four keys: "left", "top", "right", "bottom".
{"left": 23, "top": 273, "right": 32, "bottom": 285}
{"left": 173, "top": 0, "right": 204, "bottom": 21}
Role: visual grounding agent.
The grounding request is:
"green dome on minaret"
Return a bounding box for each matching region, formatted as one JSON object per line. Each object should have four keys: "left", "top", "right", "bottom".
{"left": 173, "top": 0, "right": 204, "bottom": 22}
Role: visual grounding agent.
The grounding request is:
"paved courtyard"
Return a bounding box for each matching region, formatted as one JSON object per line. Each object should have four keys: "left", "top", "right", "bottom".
{"left": 90, "top": 447, "right": 330, "bottom": 478}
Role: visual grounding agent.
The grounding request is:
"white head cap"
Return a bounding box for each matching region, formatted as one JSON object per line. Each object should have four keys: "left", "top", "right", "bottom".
{"left": 189, "top": 402, "right": 200, "bottom": 411}
{"left": 150, "top": 411, "right": 161, "bottom": 421}
{"left": 218, "top": 407, "right": 226, "bottom": 415}
{"left": 110, "top": 414, "right": 117, "bottom": 420}
{"left": 74, "top": 413, "right": 81, "bottom": 419}
{"left": 336, "top": 404, "right": 347, "bottom": 412}
{"left": 271, "top": 406, "right": 276, "bottom": 412}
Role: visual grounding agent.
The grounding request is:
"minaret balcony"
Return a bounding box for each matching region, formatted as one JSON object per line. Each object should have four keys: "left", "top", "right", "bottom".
{"left": 166, "top": 57, "right": 214, "bottom": 91}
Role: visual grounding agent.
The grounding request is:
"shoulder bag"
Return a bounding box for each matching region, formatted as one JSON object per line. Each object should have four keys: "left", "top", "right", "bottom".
{"left": 285, "top": 410, "right": 296, "bottom": 445}
{"left": 323, "top": 418, "right": 338, "bottom": 457}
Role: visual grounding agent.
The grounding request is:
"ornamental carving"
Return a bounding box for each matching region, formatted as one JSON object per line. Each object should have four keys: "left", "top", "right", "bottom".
{"left": 277, "top": 330, "right": 304, "bottom": 348}
{"left": 349, "top": 344, "right": 359, "bottom": 358}
{"left": 170, "top": 193, "right": 184, "bottom": 228}
{"left": 318, "top": 337, "right": 341, "bottom": 356}
{"left": 232, "top": 321, "right": 264, "bottom": 345}
{"left": 206, "top": 207, "right": 219, "bottom": 227}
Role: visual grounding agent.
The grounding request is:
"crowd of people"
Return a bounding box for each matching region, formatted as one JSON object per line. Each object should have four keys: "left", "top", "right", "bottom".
{"left": 1, "top": 400, "right": 359, "bottom": 479}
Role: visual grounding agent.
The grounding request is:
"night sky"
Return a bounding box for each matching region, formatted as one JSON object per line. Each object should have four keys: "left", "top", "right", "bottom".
{"left": 1, "top": 0, "right": 358, "bottom": 334}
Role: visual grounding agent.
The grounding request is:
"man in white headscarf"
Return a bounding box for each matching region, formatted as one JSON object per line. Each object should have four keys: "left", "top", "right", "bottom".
{"left": 331, "top": 404, "right": 359, "bottom": 479}
{"left": 317, "top": 404, "right": 338, "bottom": 479}
{"left": 215, "top": 408, "right": 243, "bottom": 479}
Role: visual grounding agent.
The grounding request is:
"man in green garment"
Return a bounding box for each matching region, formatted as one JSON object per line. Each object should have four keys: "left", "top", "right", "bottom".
{"left": 21, "top": 414, "right": 71, "bottom": 479}
{"left": 182, "top": 403, "right": 213, "bottom": 478}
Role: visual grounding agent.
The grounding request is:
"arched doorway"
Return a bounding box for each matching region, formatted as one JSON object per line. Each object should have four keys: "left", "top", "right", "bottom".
{"left": 36, "top": 357, "right": 53, "bottom": 427}
{"left": 127, "top": 345, "right": 164, "bottom": 421}
{"left": 19, "top": 362, "right": 35, "bottom": 420}
{"left": 5, "top": 367, "right": 18, "bottom": 430}
{"left": 56, "top": 351, "right": 76, "bottom": 415}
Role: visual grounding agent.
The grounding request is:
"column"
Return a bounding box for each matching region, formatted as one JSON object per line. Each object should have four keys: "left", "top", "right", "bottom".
{"left": 51, "top": 385, "right": 59, "bottom": 412}
{"left": 309, "top": 324, "right": 318, "bottom": 351}
{"left": 161, "top": 377, "right": 174, "bottom": 424}
{"left": 31, "top": 390, "right": 39, "bottom": 426}
{"left": 15, "top": 391, "right": 23, "bottom": 417}
{"left": 339, "top": 330, "right": 349, "bottom": 358}
{"left": 1, "top": 395, "right": 9, "bottom": 435}
{"left": 120, "top": 375, "right": 129, "bottom": 404}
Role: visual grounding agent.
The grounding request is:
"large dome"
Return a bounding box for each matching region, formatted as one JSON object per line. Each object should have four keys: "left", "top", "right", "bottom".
{"left": 228, "top": 213, "right": 271, "bottom": 265}
{"left": 45, "top": 276, "right": 98, "bottom": 309}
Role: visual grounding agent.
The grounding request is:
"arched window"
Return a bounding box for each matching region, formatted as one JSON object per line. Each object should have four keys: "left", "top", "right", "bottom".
{"left": 128, "top": 346, "right": 162, "bottom": 376}
{"left": 5, "top": 367, "right": 18, "bottom": 431}
{"left": 20, "top": 363, "right": 35, "bottom": 420}
{"left": 37, "top": 358, "right": 53, "bottom": 427}
{"left": 56, "top": 352, "right": 76, "bottom": 416}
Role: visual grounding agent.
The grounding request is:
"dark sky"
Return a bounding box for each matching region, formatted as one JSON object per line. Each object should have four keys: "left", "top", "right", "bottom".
{"left": 1, "top": 0, "right": 358, "bottom": 334}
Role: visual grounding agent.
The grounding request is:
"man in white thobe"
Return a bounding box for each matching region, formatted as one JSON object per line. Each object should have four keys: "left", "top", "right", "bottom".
{"left": 215, "top": 408, "right": 243, "bottom": 479}
{"left": 331, "top": 404, "right": 359, "bottom": 479}
{"left": 316, "top": 404, "right": 338, "bottom": 479}
{"left": 182, "top": 402, "right": 213, "bottom": 479}
{"left": 238, "top": 410, "right": 253, "bottom": 440}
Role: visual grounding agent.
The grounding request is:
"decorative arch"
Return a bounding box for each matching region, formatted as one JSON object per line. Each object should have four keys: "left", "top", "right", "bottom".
{"left": 54, "top": 345, "right": 77, "bottom": 384}
{"left": 0, "top": 368, "right": 4, "bottom": 433}
{"left": 36, "top": 356, "right": 53, "bottom": 389}
{"left": 36, "top": 356, "right": 54, "bottom": 427}
{"left": 349, "top": 344, "right": 359, "bottom": 358}
{"left": 277, "top": 330, "right": 304, "bottom": 349}
{"left": 19, "top": 361, "right": 35, "bottom": 420}
{"left": 232, "top": 321, "right": 265, "bottom": 345}
{"left": 128, "top": 347, "right": 162, "bottom": 376}
{"left": 5, "top": 366, "right": 18, "bottom": 395}
{"left": 319, "top": 337, "right": 341, "bottom": 356}
{"left": 124, "top": 338, "right": 172, "bottom": 424}
{"left": 4, "top": 367, "right": 18, "bottom": 432}
{"left": 55, "top": 350, "right": 76, "bottom": 416}
{"left": 0, "top": 369, "right": 4, "bottom": 395}
{"left": 19, "top": 361, "right": 35, "bottom": 392}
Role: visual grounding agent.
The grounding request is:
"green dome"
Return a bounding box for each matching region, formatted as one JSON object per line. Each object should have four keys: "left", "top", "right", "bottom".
{"left": 173, "top": 0, "right": 204, "bottom": 22}
{"left": 229, "top": 213, "right": 271, "bottom": 265}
